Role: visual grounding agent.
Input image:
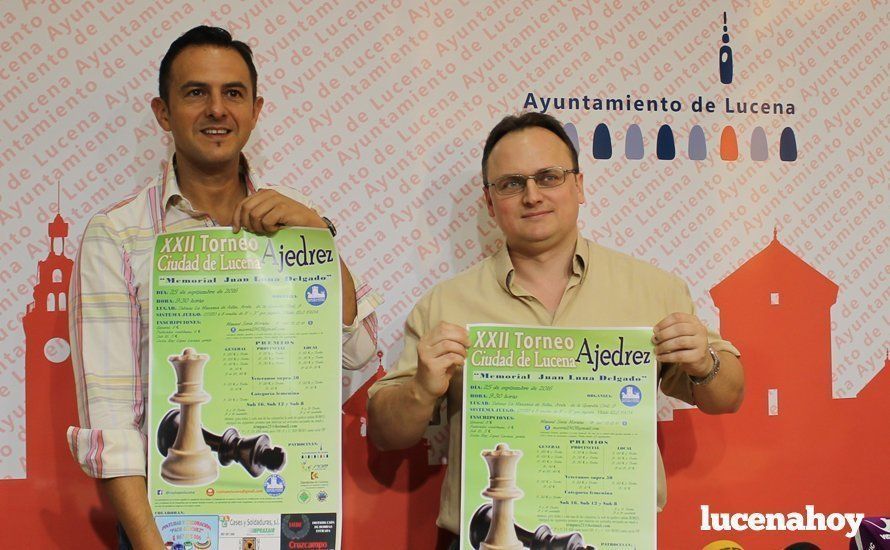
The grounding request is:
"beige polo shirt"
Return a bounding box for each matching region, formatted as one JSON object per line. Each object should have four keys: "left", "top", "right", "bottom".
{"left": 368, "top": 237, "right": 739, "bottom": 534}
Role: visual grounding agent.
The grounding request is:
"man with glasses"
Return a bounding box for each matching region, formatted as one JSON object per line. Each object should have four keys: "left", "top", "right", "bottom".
{"left": 367, "top": 112, "right": 744, "bottom": 548}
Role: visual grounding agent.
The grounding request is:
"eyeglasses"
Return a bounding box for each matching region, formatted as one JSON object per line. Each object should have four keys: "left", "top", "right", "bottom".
{"left": 486, "top": 166, "right": 579, "bottom": 197}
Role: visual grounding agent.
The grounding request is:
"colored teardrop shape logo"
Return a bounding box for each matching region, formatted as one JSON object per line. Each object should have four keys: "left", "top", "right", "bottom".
{"left": 625, "top": 124, "right": 644, "bottom": 160}
{"left": 780, "top": 127, "right": 797, "bottom": 161}
{"left": 657, "top": 125, "right": 675, "bottom": 160}
{"left": 688, "top": 125, "right": 707, "bottom": 160}
{"left": 721, "top": 126, "right": 739, "bottom": 161}
{"left": 751, "top": 127, "right": 768, "bottom": 161}
{"left": 563, "top": 122, "right": 580, "bottom": 157}
{"left": 593, "top": 123, "right": 612, "bottom": 159}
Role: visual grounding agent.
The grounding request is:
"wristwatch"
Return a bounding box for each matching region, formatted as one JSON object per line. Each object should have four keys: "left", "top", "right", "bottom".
{"left": 690, "top": 347, "right": 720, "bottom": 386}
{"left": 321, "top": 216, "right": 337, "bottom": 237}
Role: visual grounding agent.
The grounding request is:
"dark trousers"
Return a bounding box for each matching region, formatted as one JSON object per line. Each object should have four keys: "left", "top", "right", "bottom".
{"left": 118, "top": 524, "right": 133, "bottom": 550}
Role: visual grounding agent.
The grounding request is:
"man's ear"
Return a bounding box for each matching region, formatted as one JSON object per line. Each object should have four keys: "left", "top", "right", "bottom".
{"left": 151, "top": 97, "right": 172, "bottom": 132}
{"left": 484, "top": 186, "right": 496, "bottom": 218}
{"left": 251, "top": 96, "right": 264, "bottom": 127}
{"left": 575, "top": 172, "right": 586, "bottom": 204}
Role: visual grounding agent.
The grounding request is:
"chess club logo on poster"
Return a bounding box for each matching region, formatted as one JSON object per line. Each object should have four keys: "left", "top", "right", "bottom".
{"left": 264, "top": 474, "right": 286, "bottom": 497}
{"left": 619, "top": 384, "right": 642, "bottom": 407}
{"left": 305, "top": 284, "right": 327, "bottom": 306}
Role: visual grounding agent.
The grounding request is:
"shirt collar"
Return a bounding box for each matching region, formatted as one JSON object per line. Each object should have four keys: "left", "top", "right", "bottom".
{"left": 493, "top": 236, "right": 589, "bottom": 296}
{"left": 161, "top": 153, "right": 263, "bottom": 214}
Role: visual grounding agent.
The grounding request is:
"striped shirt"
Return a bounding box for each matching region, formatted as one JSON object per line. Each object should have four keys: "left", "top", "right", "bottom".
{"left": 67, "top": 156, "right": 381, "bottom": 478}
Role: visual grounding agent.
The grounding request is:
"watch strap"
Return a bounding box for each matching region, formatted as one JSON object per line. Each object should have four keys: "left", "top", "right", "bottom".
{"left": 321, "top": 216, "right": 337, "bottom": 237}
{"left": 690, "top": 346, "right": 720, "bottom": 386}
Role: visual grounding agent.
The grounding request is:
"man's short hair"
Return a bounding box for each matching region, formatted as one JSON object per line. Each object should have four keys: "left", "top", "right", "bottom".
{"left": 158, "top": 25, "right": 258, "bottom": 103}
{"left": 481, "top": 112, "right": 579, "bottom": 185}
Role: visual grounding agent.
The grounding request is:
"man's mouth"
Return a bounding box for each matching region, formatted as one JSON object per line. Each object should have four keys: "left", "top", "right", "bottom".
{"left": 522, "top": 210, "right": 552, "bottom": 218}
{"left": 201, "top": 128, "right": 231, "bottom": 136}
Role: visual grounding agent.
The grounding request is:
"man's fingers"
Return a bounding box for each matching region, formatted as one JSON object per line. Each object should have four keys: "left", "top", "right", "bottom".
{"left": 240, "top": 201, "right": 255, "bottom": 233}
{"left": 652, "top": 322, "right": 708, "bottom": 344}
{"left": 418, "top": 337, "right": 468, "bottom": 363}
{"left": 653, "top": 322, "right": 701, "bottom": 343}
{"left": 654, "top": 335, "right": 701, "bottom": 354}
{"left": 656, "top": 350, "right": 704, "bottom": 364}
{"left": 232, "top": 200, "right": 244, "bottom": 232}
{"left": 242, "top": 198, "right": 272, "bottom": 233}
{"left": 653, "top": 312, "right": 697, "bottom": 331}
{"left": 432, "top": 322, "right": 470, "bottom": 347}
{"left": 259, "top": 204, "right": 289, "bottom": 233}
{"left": 427, "top": 339, "right": 468, "bottom": 360}
{"left": 233, "top": 190, "right": 274, "bottom": 232}
{"left": 233, "top": 190, "right": 325, "bottom": 233}
{"left": 249, "top": 206, "right": 276, "bottom": 233}
{"left": 443, "top": 353, "right": 466, "bottom": 368}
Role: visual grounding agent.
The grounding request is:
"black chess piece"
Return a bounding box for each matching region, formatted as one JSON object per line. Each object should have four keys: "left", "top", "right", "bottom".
{"left": 158, "top": 409, "right": 286, "bottom": 477}
{"left": 469, "top": 503, "right": 595, "bottom": 550}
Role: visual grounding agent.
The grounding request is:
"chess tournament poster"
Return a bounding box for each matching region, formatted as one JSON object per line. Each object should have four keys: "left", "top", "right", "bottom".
{"left": 461, "top": 325, "right": 657, "bottom": 549}
{"left": 147, "top": 227, "right": 342, "bottom": 548}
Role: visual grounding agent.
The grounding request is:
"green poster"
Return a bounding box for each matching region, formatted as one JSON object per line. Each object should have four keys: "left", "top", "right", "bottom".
{"left": 147, "top": 227, "right": 341, "bottom": 547}
{"left": 461, "top": 324, "right": 656, "bottom": 549}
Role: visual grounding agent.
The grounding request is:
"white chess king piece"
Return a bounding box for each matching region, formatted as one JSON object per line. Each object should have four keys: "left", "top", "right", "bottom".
{"left": 160, "top": 348, "right": 219, "bottom": 485}
{"left": 480, "top": 443, "right": 524, "bottom": 550}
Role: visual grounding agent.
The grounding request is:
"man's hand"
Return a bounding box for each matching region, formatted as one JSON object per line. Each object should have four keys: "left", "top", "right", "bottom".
{"left": 367, "top": 321, "right": 469, "bottom": 451}
{"left": 653, "top": 312, "right": 711, "bottom": 377}
{"left": 232, "top": 189, "right": 327, "bottom": 234}
{"left": 412, "top": 322, "right": 469, "bottom": 403}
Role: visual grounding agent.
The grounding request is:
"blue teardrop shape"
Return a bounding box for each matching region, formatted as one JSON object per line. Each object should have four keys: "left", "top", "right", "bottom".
{"left": 625, "top": 124, "right": 644, "bottom": 160}
{"left": 593, "top": 123, "right": 612, "bottom": 159}
{"left": 657, "top": 125, "right": 675, "bottom": 160}
{"left": 688, "top": 125, "right": 707, "bottom": 160}
{"left": 563, "top": 122, "right": 580, "bottom": 157}
{"left": 780, "top": 127, "right": 797, "bottom": 161}
{"left": 720, "top": 45, "right": 733, "bottom": 84}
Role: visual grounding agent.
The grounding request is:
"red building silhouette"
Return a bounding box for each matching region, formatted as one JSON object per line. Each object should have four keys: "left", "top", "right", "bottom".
{"left": 711, "top": 231, "right": 840, "bottom": 414}
{"left": 342, "top": 356, "right": 449, "bottom": 549}
{"left": 658, "top": 234, "right": 889, "bottom": 547}
{"left": 0, "top": 213, "right": 115, "bottom": 545}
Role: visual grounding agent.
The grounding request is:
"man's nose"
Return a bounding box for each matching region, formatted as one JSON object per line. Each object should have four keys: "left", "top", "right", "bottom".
{"left": 522, "top": 177, "right": 544, "bottom": 204}
{"left": 206, "top": 91, "right": 226, "bottom": 118}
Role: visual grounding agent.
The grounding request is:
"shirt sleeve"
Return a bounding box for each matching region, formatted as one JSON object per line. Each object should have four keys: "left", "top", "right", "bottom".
{"left": 659, "top": 278, "right": 741, "bottom": 405}
{"left": 66, "top": 213, "right": 147, "bottom": 478}
{"left": 342, "top": 276, "right": 382, "bottom": 370}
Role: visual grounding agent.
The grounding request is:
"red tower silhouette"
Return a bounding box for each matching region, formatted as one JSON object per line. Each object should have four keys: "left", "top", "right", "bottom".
{"left": 658, "top": 233, "right": 889, "bottom": 547}
{"left": 0, "top": 212, "right": 115, "bottom": 545}
{"left": 710, "top": 231, "right": 839, "bottom": 414}
{"left": 342, "top": 353, "right": 450, "bottom": 549}
{"left": 658, "top": 234, "right": 890, "bottom": 548}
